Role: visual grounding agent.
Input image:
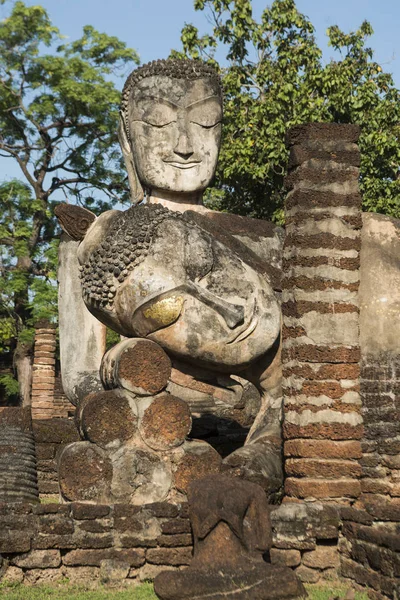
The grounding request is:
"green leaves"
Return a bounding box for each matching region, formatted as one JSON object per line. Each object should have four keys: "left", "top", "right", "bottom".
{"left": 179, "top": 0, "right": 400, "bottom": 220}
{"left": 0, "top": 1, "right": 140, "bottom": 359}
{"left": 0, "top": 1, "right": 139, "bottom": 207}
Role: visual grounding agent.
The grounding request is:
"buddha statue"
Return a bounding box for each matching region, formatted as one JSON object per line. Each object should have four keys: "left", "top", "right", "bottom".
{"left": 56, "top": 59, "right": 285, "bottom": 503}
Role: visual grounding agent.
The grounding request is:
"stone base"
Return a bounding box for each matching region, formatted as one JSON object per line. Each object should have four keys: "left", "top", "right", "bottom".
{"left": 154, "top": 563, "right": 306, "bottom": 600}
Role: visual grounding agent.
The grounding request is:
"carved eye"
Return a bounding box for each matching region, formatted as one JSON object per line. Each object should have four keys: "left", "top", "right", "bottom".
{"left": 189, "top": 100, "right": 222, "bottom": 129}
{"left": 142, "top": 119, "right": 176, "bottom": 128}
{"left": 135, "top": 102, "right": 177, "bottom": 128}
{"left": 190, "top": 120, "right": 221, "bottom": 129}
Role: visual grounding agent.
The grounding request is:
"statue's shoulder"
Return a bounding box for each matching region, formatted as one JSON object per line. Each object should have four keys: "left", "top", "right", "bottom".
{"left": 184, "top": 209, "right": 283, "bottom": 291}
{"left": 202, "top": 211, "right": 283, "bottom": 242}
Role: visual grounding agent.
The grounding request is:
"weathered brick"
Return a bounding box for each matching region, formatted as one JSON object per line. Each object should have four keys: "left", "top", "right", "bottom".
{"left": 0, "top": 532, "right": 32, "bottom": 553}
{"left": 340, "top": 507, "right": 373, "bottom": 525}
{"left": 113, "top": 504, "right": 141, "bottom": 532}
{"left": 12, "top": 549, "right": 61, "bottom": 569}
{"left": 285, "top": 458, "right": 362, "bottom": 479}
{"left": 161, "top": 519, "right": 191, "bottom": 535}
{"left": 35, "top": 444, "right": 56, "bottom": 460}
{"left": 36, "top": 459, "right": 57, "bottom": 473}
{"left": 33, "top": 504, "right": 70, "bottom": 516}
{"left": 156, "top": 534, "right": 192, "bottom": 548}
{"left": 364, "top": 498, "right": 400, "bottom": 523}
{"left": 71, "top": 503, "right": 110, "bottom": 520}
{"left": 39, "top": 515, "right": 74, "bottom": 536}
{"left": 146, "top": 503, "right": 179, "bottom": 518}
{"left": 361, "top": 479, "right": 392, "bottom": 495}
{"left": 178, "top": 504, "right": 189, "bottom": 519}
{"left": 302, "top": 545, "right": 339, "bottom": 569}
{"left": 284, "top": 439, "right": 362, "bottom": 460}
{"left": 72, "top": 533, "right": 114, "bottom": 549}
{"left": 270, "top": 548, "right": 301, "bottom": 567}
{"left": 63, "top": 548, "right": 145, "bottom": 567}
{"left": 286, "top": 123, "right": 360, "bottom": 145}
{"left": 38, "top": 480, "right": 59, "bottom": 494}
{"left": 0, "top": 503, "right": 32, "bottom": 515}
{"left": 283, "top": 422, "right": 363, "bottom": 441}
{"left": 0, "top": 514, "right": 37, "bottom": 531}
{"left": 77, "top": 520, "right": 112, "bottom": 534}
{"left": 285, "top": 478, "right": 361, "bottom": 500}
{"left": 340, "top": 557, "right": 380, "bottom": 590}
{"left": 118, "top": 535, "right": 158, "bottom": 549}
{"left": 33, "top": 534, "right": 77, "bottom": 550}
{"left": 33, "top": 419, "right": 79, "bottom": 444}
{"left": 294, "top": 564, "right": 320, "bottom": 584}
{"left": 271, "top": 504, "right": 316, "bottom": 550}
{"left": 146, "top": 547, "right": 192, "bottom": 566}
{"left": 33, "top": 357, "right": 55, "bottom": 366}
{"left": 282, "top": 345, "right": 360, "bottom": 364}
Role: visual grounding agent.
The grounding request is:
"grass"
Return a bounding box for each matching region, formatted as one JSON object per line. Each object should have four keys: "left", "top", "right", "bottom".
{"left": 39, "top": 496, "right": 60, "bottom": 504}
{"left": 0, "top": 581, "right": 371, "bottom": 599}
{"left": 0, "top": 582, "right": 157, "bottom": 599}
{"left": 305, "top": 583, "right": 369, "bottom": 600}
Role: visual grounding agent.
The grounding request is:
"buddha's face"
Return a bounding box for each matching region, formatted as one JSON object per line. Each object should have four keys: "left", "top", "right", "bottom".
{"left": 79, "top": 206, "right": 280, "bottom": 372}
{"left": 128, "top": 76, "right": 222, "bottom": 194}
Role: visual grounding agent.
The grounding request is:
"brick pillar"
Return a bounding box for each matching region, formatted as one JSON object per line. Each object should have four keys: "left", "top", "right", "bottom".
{"left": 31, "top": 321, "right": 57, "bottom": 419}
{"left": 282, "top": 123, "right": 363, "bottom": 503}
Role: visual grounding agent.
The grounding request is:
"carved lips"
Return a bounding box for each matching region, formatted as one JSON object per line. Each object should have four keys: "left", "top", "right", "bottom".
{"left": 163, "top": 160, "right": 201, "bottom": 170}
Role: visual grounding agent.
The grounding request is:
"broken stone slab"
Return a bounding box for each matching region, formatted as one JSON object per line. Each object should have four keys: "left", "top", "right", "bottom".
{"left": 154, "top": 564, "right": 306, "bottom": 600}
{"left": 154, "top": 474, "right": 304, "bottom": 600}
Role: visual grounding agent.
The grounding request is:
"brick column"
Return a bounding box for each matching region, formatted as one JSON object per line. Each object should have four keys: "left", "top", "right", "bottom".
{"left": 282, "top": 123, "right": 363, "bottom": 503}
{"left": 31, "top": 321, "right": 57, "bottom": 420}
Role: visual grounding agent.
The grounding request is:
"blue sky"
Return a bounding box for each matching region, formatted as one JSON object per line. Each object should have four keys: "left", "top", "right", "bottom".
{"left": 0, "top": 0, "right": 399, "bottom": 184}
{"left": 2, "top": 0, "right": 399, "bottom": 85}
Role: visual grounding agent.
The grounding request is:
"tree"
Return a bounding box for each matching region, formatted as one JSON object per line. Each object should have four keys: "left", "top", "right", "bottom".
{"left": 0, "top": 1, "right": 138, "bottom": 402}
{"left": 176, "top": 0, "right": 400, "bottom": 221}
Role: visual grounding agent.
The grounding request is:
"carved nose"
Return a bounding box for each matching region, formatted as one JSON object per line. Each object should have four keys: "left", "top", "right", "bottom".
{"left": 174, "top": 132, "right": 194, "bottom": 159}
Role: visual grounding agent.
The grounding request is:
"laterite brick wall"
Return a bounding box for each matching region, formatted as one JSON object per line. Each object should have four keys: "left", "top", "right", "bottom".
{"left": 282, "top": 123, "right": 363, "bottom": 503}
{"left": 0, "top": 501, "right": 341, "bottom": 586}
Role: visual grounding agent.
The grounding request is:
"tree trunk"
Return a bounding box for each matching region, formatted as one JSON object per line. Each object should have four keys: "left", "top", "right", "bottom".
{"left": 14, "top": 341, "right": 33, "bottom": 407}
{"left": 13, "top": 255, "right": 34, "bottom": 407}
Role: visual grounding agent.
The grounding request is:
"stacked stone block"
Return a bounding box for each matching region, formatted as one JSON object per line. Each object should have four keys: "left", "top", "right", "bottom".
{"left": 358, "top": 212, "right": 400, "bottom": 504}
{"left": 282, "top": 124, "right": 364, "bottom": 502}
{"left": 0, "top": 501, "right": 192, "bottom": 585}
{"left": 340, "top": 506, "right": 400, "bottom": 599}
{"left": 340, "top": 211, "right": 400, "bottom": 600}
{"left": 31, "top": 323, "right": 57, "bottom": 420}
{"left": 58, "top": 339, "right": 222, "bottom": 505}
{"left": 360, "top": 358, "right": 400, "bottom": 501}
{"left": 33, "top": 419, "right": 80, "bottom": 498}
{"left": 52, "top": 375, "right": 73, "bottom": 419}
{"left": 0, "top": 500, "right": 342, "bottom": 586}
{"left": 271, "top": 502, "right": 340, "bottom": 585}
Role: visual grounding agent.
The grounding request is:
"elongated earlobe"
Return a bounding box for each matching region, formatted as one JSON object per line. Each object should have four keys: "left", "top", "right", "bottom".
{"left": 54, "top": 203, "right": 96, "bottom": 240}
{"left": 118, "top": 113, "right": 144, "bottom": 205}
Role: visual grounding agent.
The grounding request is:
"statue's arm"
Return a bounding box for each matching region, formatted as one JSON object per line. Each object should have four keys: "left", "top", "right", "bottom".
{"left": 58, "top": 234, "right": 106, "bottom": 406}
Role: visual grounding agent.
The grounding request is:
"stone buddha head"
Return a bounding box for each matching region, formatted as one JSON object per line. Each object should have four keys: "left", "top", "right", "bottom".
{"left": 118, "top": 59, "right": 223, "bottom": 204}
